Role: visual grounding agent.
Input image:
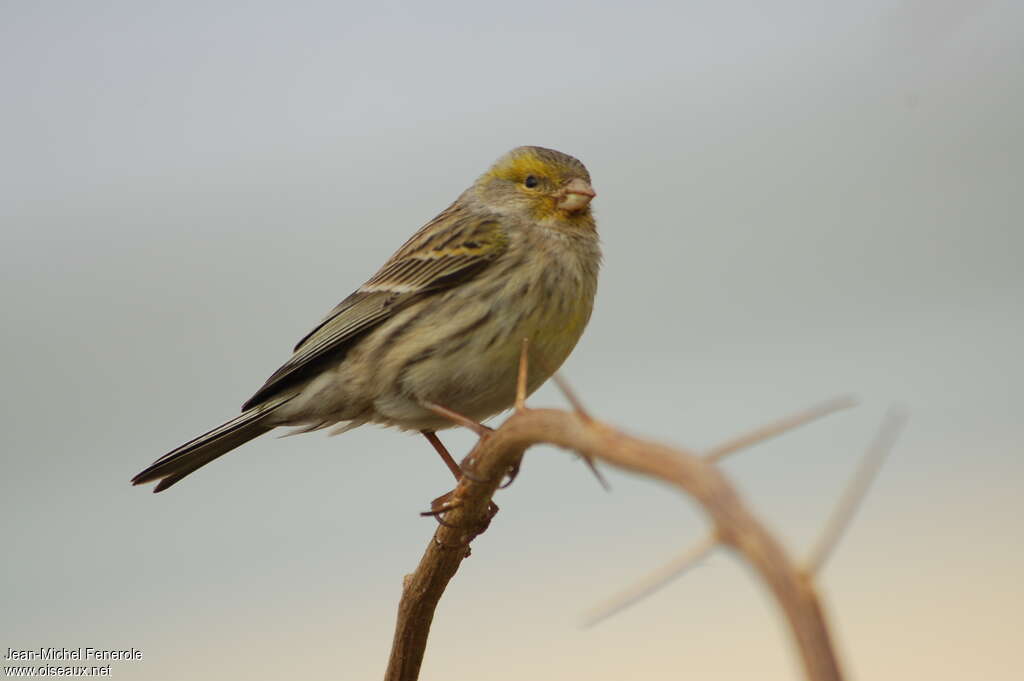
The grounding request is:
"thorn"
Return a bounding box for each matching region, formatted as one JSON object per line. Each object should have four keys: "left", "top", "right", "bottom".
{"left": 515, "top": 337, "right": 530, "bottom": 412}
{"left": 552, "top": 373, "right": 592, "bottom": 423}
{"left": 804, "top": 406, "right": 907, "bottom": 575}
{"left": 705, "top": 395, "right": 858, "bottom": 463}
{"left": 582, "top": 534, "right": 718, "bottom": 627}
{"left": 581, "top": 456, "right": 611, "bottom": 492}
{"left": 423, "top": 402, "right": 493, "bottom": 438}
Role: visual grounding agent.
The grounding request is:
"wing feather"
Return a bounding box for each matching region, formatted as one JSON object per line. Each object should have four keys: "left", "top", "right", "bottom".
{"left": 241, "top": 206, "right": 506, "bottom": 409}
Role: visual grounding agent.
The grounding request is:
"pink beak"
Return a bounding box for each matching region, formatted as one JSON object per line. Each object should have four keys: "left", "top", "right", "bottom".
{"left": 558, "top": 178, "right": 597, "bottom": 212}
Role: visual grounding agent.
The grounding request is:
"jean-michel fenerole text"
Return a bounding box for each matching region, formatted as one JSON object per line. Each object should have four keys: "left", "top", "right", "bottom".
{"left": 5, "top": 648, "right": 142, "bottom": 662}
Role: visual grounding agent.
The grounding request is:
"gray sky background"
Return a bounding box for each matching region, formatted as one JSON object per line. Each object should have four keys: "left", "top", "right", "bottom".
{"left": 2, "top": 2, "right": 1022, "bottom": 679}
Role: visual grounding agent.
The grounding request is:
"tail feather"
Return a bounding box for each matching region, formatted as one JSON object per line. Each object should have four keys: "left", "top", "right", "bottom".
{"left": 132, "top": 395, "right": 294, "bottom": 492}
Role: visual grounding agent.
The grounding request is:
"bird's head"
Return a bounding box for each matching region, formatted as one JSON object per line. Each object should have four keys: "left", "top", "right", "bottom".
{"left": 473, "top": 146, "right": 596, "bottom": 228}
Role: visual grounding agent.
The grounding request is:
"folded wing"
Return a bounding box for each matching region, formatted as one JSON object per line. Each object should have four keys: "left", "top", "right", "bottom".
{"left": 242, "top": 206, "right": 507, "bottom": 409}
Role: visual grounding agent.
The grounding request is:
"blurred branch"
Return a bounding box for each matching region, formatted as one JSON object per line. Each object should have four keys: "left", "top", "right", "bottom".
{"left": 705, "top": 395, "right": 857, "bottom": 463}
{"left": 805, "top": 407, "right": 907, "bottom": 574}
{"left": 582, "top": 532, "right": 719, "bottom": 627}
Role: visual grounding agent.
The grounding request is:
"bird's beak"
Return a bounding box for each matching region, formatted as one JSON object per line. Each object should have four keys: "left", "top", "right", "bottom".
{"left": 558, "top": 178, "right": 596, "bottom": 212}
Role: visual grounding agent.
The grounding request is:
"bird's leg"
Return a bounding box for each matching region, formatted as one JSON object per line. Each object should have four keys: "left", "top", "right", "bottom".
{"left": 418, "top": 431, "right": 465, "bottom": 521}
{"left": 421, "top": 430, "right": 462, "bottom": 482}
{"left": 419, "top": 408, "right": 495, "bottom": 483}
{"left": 420, "top": 428, "right": 496, "bottom": 483}
{"left": 418, "top": 428, "right": 499, "bottom": 533}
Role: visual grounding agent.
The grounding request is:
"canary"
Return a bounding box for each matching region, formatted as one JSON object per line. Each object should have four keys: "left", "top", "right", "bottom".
{"left": 132, "top": 146, "right": 599, "bottom": 492}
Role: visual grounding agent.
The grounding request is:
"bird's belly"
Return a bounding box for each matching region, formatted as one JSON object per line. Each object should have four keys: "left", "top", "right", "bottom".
{"left": 373, "top": 275, "right": 594, "bottom": 430}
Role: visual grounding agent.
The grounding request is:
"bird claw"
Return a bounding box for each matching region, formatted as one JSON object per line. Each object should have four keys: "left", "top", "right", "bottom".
{"left": 421, "top": 490, "right": 461, "bottom": 517}
{"left": 498, "top": 459, "right": 521, "bottom": 489}
{"left": 421, "top": 490, "right": 498, "bottom": 539}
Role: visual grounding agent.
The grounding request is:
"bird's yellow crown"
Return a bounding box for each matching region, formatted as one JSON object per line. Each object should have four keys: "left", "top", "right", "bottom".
{"left": 480, "top": 146, "right": 595, "bottom": 228}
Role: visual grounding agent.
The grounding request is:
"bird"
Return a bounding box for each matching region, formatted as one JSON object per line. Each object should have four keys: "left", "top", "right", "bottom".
{"left": 132, "top": 146, "right": 600, "bottom": 492}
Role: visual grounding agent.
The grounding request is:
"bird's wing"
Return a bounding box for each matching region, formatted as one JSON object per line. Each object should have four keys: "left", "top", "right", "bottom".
{"left": 242, "top": 204, "right": 507, "bottom": 409}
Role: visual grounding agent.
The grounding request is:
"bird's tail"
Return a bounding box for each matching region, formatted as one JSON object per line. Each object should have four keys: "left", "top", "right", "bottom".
{"left": 131, "top": 394, "right": 295, "bottom": 493}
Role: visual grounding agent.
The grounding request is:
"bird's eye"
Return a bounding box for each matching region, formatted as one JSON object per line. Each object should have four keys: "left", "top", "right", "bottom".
{"left": 523, "top": 175, "right": 539, "bottom": 188}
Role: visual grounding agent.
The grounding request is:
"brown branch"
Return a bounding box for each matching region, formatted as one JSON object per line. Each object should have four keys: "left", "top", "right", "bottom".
{"left": 385, "top": 426, "right": 524, "bottom": 681}
{"left": 385, "top": 406, "right": 851, "bottom": 681}
{"left": 579, "top": 398, "right": 861, "bottom": 625}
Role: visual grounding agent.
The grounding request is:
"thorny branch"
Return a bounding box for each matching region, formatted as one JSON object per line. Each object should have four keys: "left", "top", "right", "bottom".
{"left": 384, "top": 351, "right": 901, "bottom": 681}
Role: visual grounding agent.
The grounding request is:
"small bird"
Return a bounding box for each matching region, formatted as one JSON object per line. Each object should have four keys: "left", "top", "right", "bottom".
{"left": 132, "top": 146, "right": 600, "bottom": 492}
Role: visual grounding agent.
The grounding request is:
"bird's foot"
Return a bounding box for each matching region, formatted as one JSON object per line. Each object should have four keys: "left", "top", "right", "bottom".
{"left": 421, "top": 490, "right": 499, "bottom": 537}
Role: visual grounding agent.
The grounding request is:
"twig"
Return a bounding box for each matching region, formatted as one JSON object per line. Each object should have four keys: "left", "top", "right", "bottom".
{"left": 515, "top": 338, "right": 529, "bottom": 412}
{"left": 705, "top": 396, "right": 857, "bottom": 463}
{"left": 580, "top": 398, "right": 861, "bottom": 625}
{"left": 552, "top": 372, "right": 593, "bottom": 422}
{"left": 804, "top": 407, "right": 907, "bottom": 574}
{"left": 579, "top": 454, "right": 611, "bottom": 491}
{"left": 583, "top": 533, "right": 719, "bottom": 627}
{"left": 551, "top": 370, "right": 607, "bottom": 489}
{"left": 386, "top": 406, "right": 848, "bottom": 681}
